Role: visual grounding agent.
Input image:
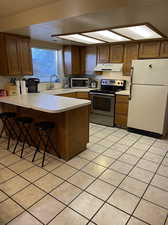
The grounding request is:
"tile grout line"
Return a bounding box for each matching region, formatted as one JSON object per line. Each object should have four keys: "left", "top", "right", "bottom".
{"left": 84, "top": 133, "right": 155, "bottom": 225}
{"left": 1, "top": 126, "right": 167, "bottom": 225}
{"left": 124, "top": 139, "right": 168, "bottom": 225}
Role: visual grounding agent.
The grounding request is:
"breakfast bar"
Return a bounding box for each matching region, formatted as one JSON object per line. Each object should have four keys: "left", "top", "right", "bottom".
{"left": 0, "top": 93, "right": 91, "bottom": 160}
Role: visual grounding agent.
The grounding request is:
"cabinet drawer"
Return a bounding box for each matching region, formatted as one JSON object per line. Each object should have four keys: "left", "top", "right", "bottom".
{"left": 116, "top": 95, "right": 129, "bottom": 103}
{"left": 115, "top": 114, "right": 128, "bottom": 128}
{"left": 76, "top": 92, "right": 89, "bottom": 100}
{"left": 115, "top": 103, "right": 128, "bottom": 115}
{"left": 58, "top": 93, "right": 76, "bottom": 98}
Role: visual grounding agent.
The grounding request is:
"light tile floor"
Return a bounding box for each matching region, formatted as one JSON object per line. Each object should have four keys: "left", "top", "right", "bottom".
{"left": 0, "top": 123, "right": 168, "bottom": 225}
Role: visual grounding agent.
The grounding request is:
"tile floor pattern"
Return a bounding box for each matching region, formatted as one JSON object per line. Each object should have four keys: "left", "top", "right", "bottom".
{"left": 0, "top": 124, "right": 167, "bottom": 225}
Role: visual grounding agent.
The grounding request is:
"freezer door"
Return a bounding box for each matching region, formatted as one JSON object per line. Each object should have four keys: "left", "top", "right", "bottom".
{"left": 127, "top": 84, "right": 168, "bottom": 134}
{"left": 132, "top": 59, "right": 168, "bottom": 85}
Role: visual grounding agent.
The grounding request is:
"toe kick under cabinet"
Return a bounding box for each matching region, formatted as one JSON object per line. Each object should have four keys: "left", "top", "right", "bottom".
{"left": 115, "top": 95, "right": 129, "bottom": 128}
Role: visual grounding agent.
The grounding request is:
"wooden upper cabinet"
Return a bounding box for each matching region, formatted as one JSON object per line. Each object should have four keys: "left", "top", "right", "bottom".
{"left": 85, "top": 45, "right": 97, "bottom": 74}
{"left": 160, "top": 41, "right": 168, "bottom": 57}
{"left": 5, "top": 35, "right": 21, "bottom": 76}
{"left": 19, "top": 38, "right": 33, "bottom": 75}
{"left": 0, "top": 33, "right": 32, "bottom": 76}
{"left": 97, "top": 44, "right": 110, "bottom": 63}
{"left": 139, "top": 41, "right": 160, "bottom": 58}
{"left": 109, "top": 44, "right": 124, "bottom": 63}
{"left": 123, "top": 43, "right": 139, "bottom": 76}
{"left": 63, "top": 45, "right": 82, "bottom": 75}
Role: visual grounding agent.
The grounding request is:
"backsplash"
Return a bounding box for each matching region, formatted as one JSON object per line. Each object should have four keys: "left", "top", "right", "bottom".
{"left": 0, "top": 71, "right": 130, "bottom": 91}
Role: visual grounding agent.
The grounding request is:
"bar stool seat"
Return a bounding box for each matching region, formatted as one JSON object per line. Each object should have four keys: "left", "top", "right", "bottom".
{"left": 0, "top": 112, "right": 17, "bottom": 150}
{"left": 13, "top": 116, "right": 34, "bottom": 158}
{"left": 32, "top": 121, "right": 60, "bottom": 167}
{"left": 35, "top": 121, "right": 55, "bottom": 130}
{"left": 16, "top": 117, "right": 33, "bottom": 124}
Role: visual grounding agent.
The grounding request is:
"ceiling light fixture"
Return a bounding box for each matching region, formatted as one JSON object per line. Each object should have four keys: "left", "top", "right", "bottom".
{"left": 83, "top": 30, "right": 130, "bottom": 42}
{"left": 112, "top": 25, "right": 162, "bottom": 40}
{"left": 57, "top": 34, "right": 104, "bottom": 44}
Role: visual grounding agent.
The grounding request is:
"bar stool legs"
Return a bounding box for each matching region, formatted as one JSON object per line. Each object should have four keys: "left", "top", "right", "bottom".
{"left": 0, "top": 112, "right": 17, "bottom": 150}
{"left": 32, "top": 121, "right": 60, "bottom": 167}
{"left": 12, "top": 117, "right": 33, "bottom": 157}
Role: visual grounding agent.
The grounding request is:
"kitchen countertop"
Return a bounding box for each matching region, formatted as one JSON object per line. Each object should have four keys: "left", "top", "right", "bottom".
{"left": 0, "top": 93, "right": 91, "bottom": 113}
{"left": 115, "top": 90, "right": 130, "bottom": 96}
{"left": 42, "top": 88, "right": 96, "bottom": 95}
{"left": 42, "top": 88, "right": 130, "bottom": 96}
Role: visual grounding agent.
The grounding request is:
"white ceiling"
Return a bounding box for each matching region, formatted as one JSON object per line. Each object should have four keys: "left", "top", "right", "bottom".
{"left": 0, "top": 0, "right": 60, "bottom": 18}
{"left": 3, "top": 0, "right": 168, "bottom": 45}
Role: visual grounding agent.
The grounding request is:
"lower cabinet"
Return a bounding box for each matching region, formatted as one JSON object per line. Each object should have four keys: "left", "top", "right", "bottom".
{"left": 58, "top": 92, "right": 90, "bottom": 99}
{"left": 76, "top": 92, "right": 89, "bottom": 100}
{"left": 115, "top": 95, "right": 129, "bottom": 128}
{"left": 58, "top": 93, "right": 76, "bottom": 98}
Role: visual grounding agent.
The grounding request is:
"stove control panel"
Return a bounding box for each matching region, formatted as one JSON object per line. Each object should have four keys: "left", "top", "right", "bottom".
{"left": 101, "top": 79, "right": 125, "bottom": 87}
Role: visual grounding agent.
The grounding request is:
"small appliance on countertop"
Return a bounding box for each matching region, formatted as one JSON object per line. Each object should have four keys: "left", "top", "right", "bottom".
{"left": 26, "top": 78, "right": 40, "bottom": 93}
{"left": 71, "top": 78, "right": 89, "bottom": 88}
{"left": 89, "top": 79, "right": 126, "bottom": 127}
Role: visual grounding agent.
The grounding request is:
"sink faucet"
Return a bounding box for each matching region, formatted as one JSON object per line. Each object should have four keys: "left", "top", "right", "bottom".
{"left": 49, "top": 74, "right": 57, "bottom": 89}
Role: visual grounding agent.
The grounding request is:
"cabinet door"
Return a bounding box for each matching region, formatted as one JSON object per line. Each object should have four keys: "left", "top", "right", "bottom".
{"left": 160, "top": 41, "right": 168, "bottom": 57}
{"left": 97, "top": 45, "right": 110, "bottom": 63}
{"left": 76, "top": 92, "right": 89, "bottom": 100}
{"left": 5, "top": 35, "right": 21, "bottom": 75}
{"left": 19, "top": 38, "right": 33, "bottom": 75}
{"left": 115, "top": 95, "right": 129, "bottom": 128}
{"left": 63, "top": 46, "right": 72, "bottom": 74}
{"left": 139, "top": 41, "right": 160, "bottom": 58}
{"left": 123, "top": 43, "right": 139, "bottom": 76}
{"left": 110, "top": 44, "right": 124, "bottom": 63}
{"left": 85, "top": 46, "right": 97, "bottom": 74}
{"left": 72, "top": 46, "right": 81, "bottom": 74}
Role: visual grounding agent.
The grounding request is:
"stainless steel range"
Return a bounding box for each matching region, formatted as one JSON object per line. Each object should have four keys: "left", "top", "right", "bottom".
{"left": 90, "top": 79, "right": 126, "bottom": 127}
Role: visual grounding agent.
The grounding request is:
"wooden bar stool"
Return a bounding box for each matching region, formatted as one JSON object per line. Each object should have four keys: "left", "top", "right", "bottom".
{"left": 32, "top": 121, "right": 60, "bottom": 167}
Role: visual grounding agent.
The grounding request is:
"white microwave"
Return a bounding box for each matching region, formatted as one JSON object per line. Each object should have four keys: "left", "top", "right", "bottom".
{"left": 71, "top": 78, "right": 89, "bottom": 88}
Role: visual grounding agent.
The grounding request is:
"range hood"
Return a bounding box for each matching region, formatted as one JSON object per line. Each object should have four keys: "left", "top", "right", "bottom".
{"left": 94, "top": 63, "right": 123, "bottom": 72}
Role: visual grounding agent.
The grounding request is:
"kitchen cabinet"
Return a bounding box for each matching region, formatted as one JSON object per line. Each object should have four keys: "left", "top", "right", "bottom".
{"left": 0, "top": 33, "right": 33, "bottom": 76}
{"left": 123, "top": 43, "right": 139, "bottom": 76}
{"left": 160, "top": 41, "right": 168, "bottom": 57}
{"left": 85, "top": 46, "right": 97, "bottom": 74}
{"left": 115, "top": 95, "right": 129, "bottom": 128}
{"left": 58, "top": 93, "right": 76, "bottom": 98}
{"left": 139, "top": 41, "right": 160, "bottom": 59}
{"left": 97, "top": 44, "right": 110, "bottom": 63}
{"left": 18, "top": 38, "right": 33, "bottom": 75}
{"left": 76, "top": 92, "right": 89, "bottom": 100}
{"left": 110, "top": 44, "right": 124, "bottom": 63}
{"left": 63, "top": 45, "right": 84, "bottom": 75}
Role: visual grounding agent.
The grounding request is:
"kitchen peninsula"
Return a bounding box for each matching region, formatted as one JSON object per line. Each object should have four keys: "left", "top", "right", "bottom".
{"left": 0, "top": 93, "right": 91, "bottom": 160}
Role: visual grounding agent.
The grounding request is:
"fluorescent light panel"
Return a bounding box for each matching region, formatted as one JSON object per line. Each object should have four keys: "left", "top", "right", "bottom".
{"left": 83, "top": 30, "right": 130, "bottom": 42}
{"left": 57, "top": 34, "right": 104, "bottom": 44}
{"left": 112, "top": 25, "right": 162, "bottom": 40}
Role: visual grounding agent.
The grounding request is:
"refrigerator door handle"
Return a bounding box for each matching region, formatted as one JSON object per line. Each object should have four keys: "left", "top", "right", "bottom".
{"left": 129, "top": 67, "right": 134, "bottom": 100}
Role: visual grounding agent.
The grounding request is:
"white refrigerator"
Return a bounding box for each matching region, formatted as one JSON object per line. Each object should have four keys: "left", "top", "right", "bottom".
{"left": 127, "top": 59, "right": 168, "bottom": 136}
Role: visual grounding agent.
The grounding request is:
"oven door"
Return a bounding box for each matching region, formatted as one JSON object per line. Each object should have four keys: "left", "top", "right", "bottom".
{"left": 90, "top": 93, "right": 115, "bottom": 126}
